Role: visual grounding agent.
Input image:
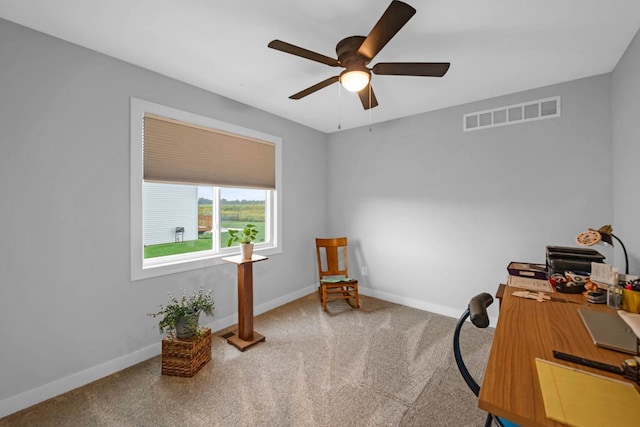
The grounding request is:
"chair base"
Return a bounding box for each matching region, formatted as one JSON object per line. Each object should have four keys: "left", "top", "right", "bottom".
{"left": 319, "top": 281, "right": 359, "bottom": 310}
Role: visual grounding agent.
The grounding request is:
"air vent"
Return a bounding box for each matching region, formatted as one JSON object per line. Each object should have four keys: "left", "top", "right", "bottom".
{"left": 463, "top": 96, "right": 560, "bottom": 132}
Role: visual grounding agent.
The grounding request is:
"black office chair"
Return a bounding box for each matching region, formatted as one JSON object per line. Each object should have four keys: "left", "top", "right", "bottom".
{"left": 453, "top": 293, "right": 519, "bottom": 427}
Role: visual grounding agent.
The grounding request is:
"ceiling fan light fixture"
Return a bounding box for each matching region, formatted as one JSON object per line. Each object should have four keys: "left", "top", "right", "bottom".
{"left": 340, "top": 68, "right": 370, "bottom": 92}
{"left": 269, "top": 1, "right": 447, "bottom": 109}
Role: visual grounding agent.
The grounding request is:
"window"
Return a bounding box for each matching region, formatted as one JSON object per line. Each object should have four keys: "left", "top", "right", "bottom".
{"left": 130, "top": 98, "right": 281, "bottom": 280}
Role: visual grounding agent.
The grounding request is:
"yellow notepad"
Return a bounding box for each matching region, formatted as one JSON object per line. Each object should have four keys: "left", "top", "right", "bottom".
{"left": 535, "top": 358, "right": 640, "bottom": 426}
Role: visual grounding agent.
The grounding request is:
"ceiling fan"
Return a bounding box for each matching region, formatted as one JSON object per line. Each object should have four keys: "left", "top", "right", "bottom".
{"left": 268, "top": 0, "right": 450, "bottom": 110}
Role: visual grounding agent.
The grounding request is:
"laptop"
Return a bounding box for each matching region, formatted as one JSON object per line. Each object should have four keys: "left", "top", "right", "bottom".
{"left": 578, "top": 308, "right": 638, "bottom": 355}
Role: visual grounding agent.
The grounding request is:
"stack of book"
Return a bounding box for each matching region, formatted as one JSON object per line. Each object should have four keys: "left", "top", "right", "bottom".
{"left": 506, "top": 262, "right": 553, "bottom": 292}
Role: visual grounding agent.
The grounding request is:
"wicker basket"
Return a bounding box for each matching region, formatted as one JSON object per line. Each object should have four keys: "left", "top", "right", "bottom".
{"left": 161, "top": 328, "right": 212, "bottom": 377}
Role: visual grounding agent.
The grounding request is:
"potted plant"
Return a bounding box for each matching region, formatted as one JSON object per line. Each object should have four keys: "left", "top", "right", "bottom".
{"left": 148, "top": 288, "right": 214, "bottom": 339}
{"left": 227, "top": 223, "right": 259, "bottom": 259}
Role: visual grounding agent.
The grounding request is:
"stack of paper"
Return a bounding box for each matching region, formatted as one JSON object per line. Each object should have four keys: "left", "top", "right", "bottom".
{"left": 507, "top": 275, "right": 553, "bottom": 293}
{"left": 618, "top": 310, "right": 640, "bottom": 339}
{"left": 536, "top": 358, "right": 640, "bottom": 426}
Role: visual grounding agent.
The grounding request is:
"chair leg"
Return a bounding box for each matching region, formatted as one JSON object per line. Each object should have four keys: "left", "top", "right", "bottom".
{"left": 353, "top": 283, "right": 360, "bottom": 308}
{"left": 322, "top": 285, "right": 328, "bottom": 310}
{"left": 344, "top": 287, "right": 355, "bottom": 308}
{"left": 344, "top": 284, "right": 360, "bottom": 309}
{"left": 320, "top": 283, "right": 359, "bottom": 310}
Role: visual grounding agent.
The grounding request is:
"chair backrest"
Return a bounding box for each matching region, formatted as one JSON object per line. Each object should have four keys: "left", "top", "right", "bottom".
{"left": 453, "top": 293, "right": 514, "bottom": 427}
{"left": 453, "top": 293, "right": 493, "bottom": 397}
{"left": 315, "top": 237, "right": 350, "bottom": 280}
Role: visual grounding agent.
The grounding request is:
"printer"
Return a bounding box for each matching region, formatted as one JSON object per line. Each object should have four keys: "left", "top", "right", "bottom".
{"left": 546, "top": 245, "right": 605, "bottom": 276}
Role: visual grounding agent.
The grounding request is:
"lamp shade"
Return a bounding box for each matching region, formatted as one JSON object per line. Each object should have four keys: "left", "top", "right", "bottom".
{"left": 340, "top": 69, "right": 370, "bottom": 92}
{"left": 599, "top": 232, "right": 614, "bottom": 246}
{"left": 576, "top": 225, "right": 628, "bottom": 274}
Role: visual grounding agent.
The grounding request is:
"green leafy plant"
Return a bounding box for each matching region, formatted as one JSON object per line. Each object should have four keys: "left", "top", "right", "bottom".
{"left": 226, "top": 223, "right": 259, "bottom": 246}
{"left": 148, "top": 288, "right": 214, "bottom": 334}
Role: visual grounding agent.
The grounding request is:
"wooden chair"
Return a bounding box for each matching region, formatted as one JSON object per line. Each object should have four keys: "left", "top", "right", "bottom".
{"left": 315, "top": 237, "right": 360, "bottom": 311}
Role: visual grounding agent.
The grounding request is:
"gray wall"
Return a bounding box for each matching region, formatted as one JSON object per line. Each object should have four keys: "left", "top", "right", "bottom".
{"left": 328, "top": 75, "right": 615, "bottom": 319}
{"left": 613, "top": 28, "right": 640, "bottom": 274}
{"left": 1, "top": 15, "right": 639, "bottom": 419}
{"left": 0, "top": 19, "right": 328, "bottom": 415}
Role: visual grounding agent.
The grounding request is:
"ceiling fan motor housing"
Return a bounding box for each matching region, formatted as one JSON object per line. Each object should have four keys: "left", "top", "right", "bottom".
{"left": 336, "top": 36, "right": 372, "bottom": 92}
{"left": 336, "top": 36, "right": 370, "bottom": 68}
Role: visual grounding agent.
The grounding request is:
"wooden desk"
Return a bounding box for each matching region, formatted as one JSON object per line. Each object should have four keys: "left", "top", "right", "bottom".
{"left": 479, "top": 285, "right": 636, "bottom": 426}
{"left": 222, "top": 254, "right": 267, "bottom": 351}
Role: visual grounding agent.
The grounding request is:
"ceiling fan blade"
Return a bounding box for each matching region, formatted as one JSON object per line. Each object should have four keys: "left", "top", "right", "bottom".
{"left": 268, "top": 40, "right": 340, "bottom": 67}
{"left": 357, "top": 1, "right": 416, "bottom": 61}
{"left": 289, "top": 76, "right": 340, "bottom": 99}
{"left": 372, "top": 62, "right": 450, "bottom": 77}
{"left": 357, "top": 84, "right": 379, "bottom": 110}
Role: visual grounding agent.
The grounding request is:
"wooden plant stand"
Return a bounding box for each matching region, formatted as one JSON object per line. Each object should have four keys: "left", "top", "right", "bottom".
{"left": 222, "top": 254, "right": 268, "bottom": 351}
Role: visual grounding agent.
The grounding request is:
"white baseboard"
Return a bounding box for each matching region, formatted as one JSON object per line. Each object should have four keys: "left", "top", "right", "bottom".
{"left": 0, "top": 283, "right": 318, "bottom": 419}
{"left": 200, "top": 283, "right": 317, "bottom": 333}
{"left": 1, "top": 283, "right": 492, "bottom": 419}
{"left": 0, "top": 343, "right": 160, "bottom": 419}
{"left": 358, "top": 286, "right": 499, "bottom": 326}
{"left": 358, "top": 286, "right": 461, "bottom": 318}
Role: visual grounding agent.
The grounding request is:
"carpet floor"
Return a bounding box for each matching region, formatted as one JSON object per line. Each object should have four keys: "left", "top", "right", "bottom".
{"left": 0, "top": 293, "right": 495, "bottom": 426}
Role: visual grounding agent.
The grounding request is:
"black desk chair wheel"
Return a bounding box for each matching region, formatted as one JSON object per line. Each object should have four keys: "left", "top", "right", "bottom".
{"left": 453, "top": 293, "right": 519, "bottom": 427}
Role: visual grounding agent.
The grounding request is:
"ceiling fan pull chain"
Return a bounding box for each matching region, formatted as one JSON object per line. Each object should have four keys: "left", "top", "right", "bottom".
{"left": 337, "top": 83, "right": 342, "bottom": 130}
{"left": 369, "top": 85, "right": 372, "bottom": 132}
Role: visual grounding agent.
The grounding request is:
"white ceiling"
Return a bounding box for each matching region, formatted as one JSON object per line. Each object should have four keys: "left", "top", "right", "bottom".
{"left": 1, "top": 0, "right": 640, "bottom": 133}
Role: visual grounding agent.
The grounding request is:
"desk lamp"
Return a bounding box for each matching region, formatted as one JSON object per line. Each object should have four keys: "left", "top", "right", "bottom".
{"left": 576, "top": 224, "right": 629, "bottom": 274}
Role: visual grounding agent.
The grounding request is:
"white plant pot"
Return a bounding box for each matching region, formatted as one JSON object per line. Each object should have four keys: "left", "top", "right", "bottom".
{"left": 240, "top": 243, "right": 254, "bottom": 260}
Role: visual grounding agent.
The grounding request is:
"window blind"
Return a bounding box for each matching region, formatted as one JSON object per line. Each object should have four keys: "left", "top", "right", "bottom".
{"left": 143, "top": 114, "right": 276, "bottom": 189}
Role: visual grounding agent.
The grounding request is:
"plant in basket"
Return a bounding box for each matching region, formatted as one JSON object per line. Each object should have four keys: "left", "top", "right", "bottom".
{"left": 148, "top": 288, "right": 214, "bottom": 339}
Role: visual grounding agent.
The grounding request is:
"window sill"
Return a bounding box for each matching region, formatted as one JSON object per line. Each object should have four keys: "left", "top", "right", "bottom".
{"left": 131, "top": 245, "right": 281, "bottom": 281}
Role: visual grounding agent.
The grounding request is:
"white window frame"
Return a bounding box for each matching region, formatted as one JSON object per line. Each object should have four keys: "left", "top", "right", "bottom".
{"left": 130, "top": 98, "right": 282, "bottom": 281}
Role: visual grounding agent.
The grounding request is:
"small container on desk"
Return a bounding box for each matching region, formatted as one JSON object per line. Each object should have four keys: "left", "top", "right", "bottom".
{"left": 608, "top": 283, "right": 623, "bottom": 309}
{"left": 162, "top": 327, "right": 211, "bottom": 377}
{"left": 622, "top": 289, "right": 640, "bottom": 313}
